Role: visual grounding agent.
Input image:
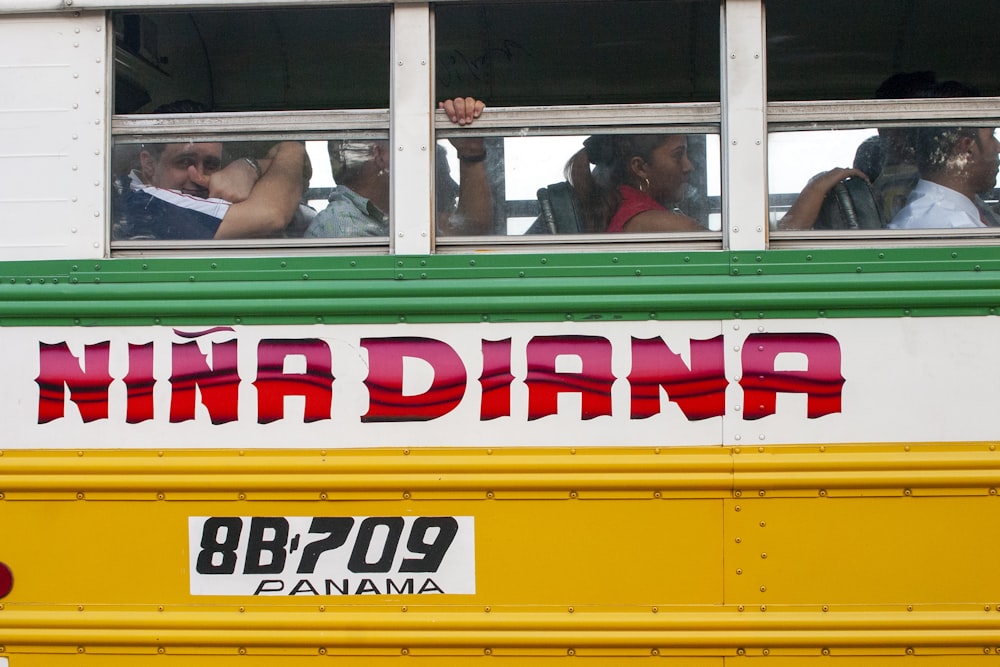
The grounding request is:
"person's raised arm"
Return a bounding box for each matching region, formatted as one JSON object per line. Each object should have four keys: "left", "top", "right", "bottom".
{"left": 437, "top": 97, "right": 494, "bottom": 235}
{"left": 213, "top": 142, "right": 306, "bottom": 239}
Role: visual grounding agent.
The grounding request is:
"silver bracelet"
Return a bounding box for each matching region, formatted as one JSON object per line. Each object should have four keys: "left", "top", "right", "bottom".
{"left": 243, "top": 157, "right": 262, "bottom": 178}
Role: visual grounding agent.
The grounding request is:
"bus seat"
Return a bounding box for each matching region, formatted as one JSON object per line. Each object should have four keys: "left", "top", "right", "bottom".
{"left": 813, "top": 176, "right": 884, "bottom": 230}
{"left": 526, "top": 182, "right": 584, "bottom": 234}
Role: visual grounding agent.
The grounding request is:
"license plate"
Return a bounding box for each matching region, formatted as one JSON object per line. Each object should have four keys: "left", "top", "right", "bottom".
{"left": 189, "top": 515, "right": 475, "bottom": 596}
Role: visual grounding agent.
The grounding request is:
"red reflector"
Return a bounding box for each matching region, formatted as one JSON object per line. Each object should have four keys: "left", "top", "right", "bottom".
{"left": 0, "top": 562, "right": 12, "bottom": 599}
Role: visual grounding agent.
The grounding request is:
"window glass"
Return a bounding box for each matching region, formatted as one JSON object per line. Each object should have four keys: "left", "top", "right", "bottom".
{"left": 435, "top": 0, "right": 720, "bottom": 106}
{"left": 114, "top": 8, "right": 390, "bottom": 113}
{"left": 769, "top": 127, "right": 1000, "bottom": 232}
{"left": 767, "top": 0, "right": 1000, "bottom": 101}
{"left": 436, "top": 132, "right": 722, "bottom": 237}
{"left": 113, "top": 139, "right": 306, "bottom": 241}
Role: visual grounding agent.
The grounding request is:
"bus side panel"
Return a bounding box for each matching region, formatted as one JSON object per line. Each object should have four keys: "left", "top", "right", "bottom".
{"left": 0, "top": 12, "right": 106, "bottom": 260}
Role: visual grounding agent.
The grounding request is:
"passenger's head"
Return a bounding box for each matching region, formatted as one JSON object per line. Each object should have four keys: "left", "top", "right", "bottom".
{"left": 912, "top": 81, "right": 998, "bottom": 191}
{"left": 138, "top": 100, "right": 221, "bottom": 197}
{"left": 139, "top": 142, "right": 223, "bottom": 197}
{"left": 579, "top": 134, "right": 692, "bottom": 202}
{"left": 566, "top": 133, "right": 692, "bottom": 232}
{"left": 327, "top": 139, "right": 390, "bottom": 188}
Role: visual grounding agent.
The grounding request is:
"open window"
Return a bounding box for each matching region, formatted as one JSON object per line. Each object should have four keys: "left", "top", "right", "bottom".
{"left": 766, "top": 0, "right": 1000, "bottom": 244}
{"left": 433, "top": 0, "right": 723, "bottom": 246}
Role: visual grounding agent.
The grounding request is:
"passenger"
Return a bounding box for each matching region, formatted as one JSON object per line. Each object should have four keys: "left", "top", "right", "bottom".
{"left": 565, "top": 134, "right": 705, "bottom": 233}
{"left": 782, "top": 72, "right": 939, "bottom": 231}
{"left": 305, "top": 97, "right": 493, "bottom": 238}
{"left": 115, "top": 101, "right": 308, "bottom": 241}
{"left": 889, "top": 82, "right": 1000, "bottom": 229}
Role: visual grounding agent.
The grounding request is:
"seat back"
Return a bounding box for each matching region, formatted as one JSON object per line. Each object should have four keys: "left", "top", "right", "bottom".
{"left": 527, "top": 182, "right": 584, "bottom": 234}
{"left": 814, "top": 176, "right": 885, "bottom": 230}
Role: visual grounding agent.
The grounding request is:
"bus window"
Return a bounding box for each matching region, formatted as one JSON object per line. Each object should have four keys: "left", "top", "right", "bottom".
{"left": 113, "top": 8, "right": 390, "bottom": 113}
{"left": 769, "top": 125, "right": 1000, "bottom": 234}
{"left": 434, "top": 0, "right": 722, "bottom": 243}
{"left": 434, "top": 0, "right": 720, "bottom": 107}
{"left": 766, "top": 0, "right": 1000, "bottom": 102}
{"left": 766, "top": 0, "right": 1000, "bottom": 243}
{"left": 111, "top": 7, "right": 390, "bottom": 249}
{"left": 437, "top": 132, "right": 722, "bottom": 237}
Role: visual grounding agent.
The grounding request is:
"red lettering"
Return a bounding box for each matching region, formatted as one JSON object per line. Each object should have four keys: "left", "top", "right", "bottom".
{"left": 124, "top": 342, "right": 155, "bottom": 423}
{"left": 740, "top": 333, "right": 845, "bottom": 419}
{"left": 479, "top": 338, "right": 514, "bottom": 420}
{"left": 526, "top": 335, "right": 614, "bottom": 420}
{"left": 361, "top": 337, "right": 466, "bottom": 422}
{"left": 254, "top": 339, "right": 334, "bottom": 423}
{"left": 36, "top": 341, "right": 112, "bottom": 423}
{"left": 629, "top": 336, "right": 726, "bottom": 420}
{"left": 169, "top": 338, "right": 239, "bottom": 424}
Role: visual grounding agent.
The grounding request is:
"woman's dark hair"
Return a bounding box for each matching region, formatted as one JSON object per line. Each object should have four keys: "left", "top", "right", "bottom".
{"left": 565, "top": 134, "right": 671, "bottom": 232}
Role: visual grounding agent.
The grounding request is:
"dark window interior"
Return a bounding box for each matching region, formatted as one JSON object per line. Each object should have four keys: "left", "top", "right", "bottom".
{"left": 435, "top": 0, "right": 721, "bottom": 106}
{"left": 114, "top": 7, "right": 391, "bottom": 113}
{"left": 767, "top": 0, "right": 1000, "bottom": 101}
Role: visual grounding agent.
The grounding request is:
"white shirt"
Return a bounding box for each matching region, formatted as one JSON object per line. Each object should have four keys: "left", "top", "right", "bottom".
{"left": 888, "top": 179, "right": 986, "bottom": 229}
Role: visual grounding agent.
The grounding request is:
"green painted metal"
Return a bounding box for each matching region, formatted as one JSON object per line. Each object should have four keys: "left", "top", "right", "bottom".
{"left": 1, "top": 247, "right": 1000, "bottom": 325}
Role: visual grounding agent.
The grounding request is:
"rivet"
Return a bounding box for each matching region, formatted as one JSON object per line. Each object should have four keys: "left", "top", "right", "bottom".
{"left": 760, "top": 552, "right": 767, "bottom": 559}
{"left": 760, "top": 585, "right": 766, "bottom": 592}
{"left": 821, "top": 648, "right": 830, "bottom": 656}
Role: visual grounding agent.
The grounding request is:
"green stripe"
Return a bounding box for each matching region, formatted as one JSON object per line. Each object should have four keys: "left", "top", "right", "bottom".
{"left": 1, "top": 247, "right": 999, "bottom": 325}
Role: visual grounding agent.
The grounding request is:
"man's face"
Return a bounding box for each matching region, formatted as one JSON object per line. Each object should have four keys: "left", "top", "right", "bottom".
{"left": 140, "top": 142, "right": 223, "bottom": 196}
{"left": 971, "top": 128, "right": 1000, "bottom": 192}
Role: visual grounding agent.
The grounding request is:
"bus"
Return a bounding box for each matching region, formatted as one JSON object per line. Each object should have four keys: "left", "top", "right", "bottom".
{"left": 1, "top": 0, "right": 1000, "bottom": 664}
